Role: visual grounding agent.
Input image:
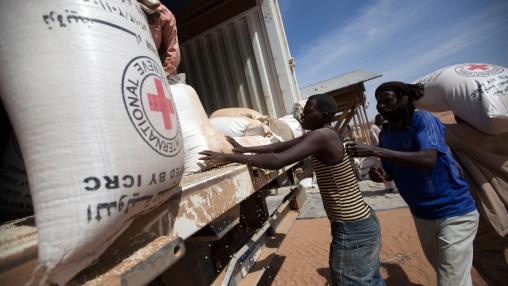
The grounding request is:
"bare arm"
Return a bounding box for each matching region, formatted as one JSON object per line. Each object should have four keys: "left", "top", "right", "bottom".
{"left": 346, "top": 142, "right": 437, "bottom": 171}
{"left": 201, "top": 131, "right": 324, "bottom": 169}
{"left": 226, "top": 134, "right": 306, "bottom": 154}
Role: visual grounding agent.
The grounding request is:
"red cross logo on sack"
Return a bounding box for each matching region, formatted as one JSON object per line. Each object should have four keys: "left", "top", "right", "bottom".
{"left": 465, "top": 64, "right": 490, "bottom": 71}
{"left": 122, "top": 56, "right": 181, "bottom": 157}
{"left": 147, "top": 78, "right": 174, "bottom": 130}
{"left": 455, "top": 63, "right": 503, "bottom": 77}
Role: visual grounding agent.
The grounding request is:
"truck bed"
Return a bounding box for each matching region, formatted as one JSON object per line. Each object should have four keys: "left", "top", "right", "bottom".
{"left": 0, "top": 163, "right": 294, "bottom": 285}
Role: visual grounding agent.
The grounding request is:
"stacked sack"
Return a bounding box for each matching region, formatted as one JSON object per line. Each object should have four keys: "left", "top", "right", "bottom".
{"left": 0, "top": 1, "right": 184, "bottom": 284}
{"left": 209, "top": 107, "right": 308, "bottom": 187}
{"left": 171, "top": 84, "right": 233, "bottom": 174}
{"left": 414, "top": 63, "right": 508, "bottom": 135}
{"left": 172, "top": 88, "right": 305, "bottom": 174}
{"left": 209, "top": 107, "right": 302, "bottom": 147}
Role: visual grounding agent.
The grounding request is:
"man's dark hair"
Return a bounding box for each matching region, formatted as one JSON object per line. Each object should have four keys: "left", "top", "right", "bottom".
{"left": 375, "top": 81, "right": 424, "bottom": 128}
{"left": 308, "top": 93, "right": 337, "bottom": 120}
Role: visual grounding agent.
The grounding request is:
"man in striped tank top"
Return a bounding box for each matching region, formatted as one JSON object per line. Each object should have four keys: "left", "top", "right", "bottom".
{"left": 200, "top": 94, "right": 385, "bottom": 286}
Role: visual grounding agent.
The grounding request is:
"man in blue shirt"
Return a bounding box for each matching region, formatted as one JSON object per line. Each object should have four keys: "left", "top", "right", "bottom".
{"left": 346, "top": 81, "right": 478, "bottom": 286}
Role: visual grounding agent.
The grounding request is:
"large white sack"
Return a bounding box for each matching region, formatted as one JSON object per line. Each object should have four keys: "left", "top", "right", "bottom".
{"left": 171, "top": 84, "right": 232, "bottom": 173}
{"left": 278, "top": 115, "right": 303, "bottom": 138}
{"left": 210, "top": 107, "right": 267, "bottom": 121}
{"left": 0, "top": 2, "right": 184, "bottom": 284}
{"left": 210, "top": 116, "right": 267, "bottom": 137}
{"left": 266, "top": 118, "right": 294, "bottom": 141}
{"left": 415, "top": 63, "right": 508, "bottom": 135}
{"left": 233, "top": 135, "right": 277, "bottom": 147}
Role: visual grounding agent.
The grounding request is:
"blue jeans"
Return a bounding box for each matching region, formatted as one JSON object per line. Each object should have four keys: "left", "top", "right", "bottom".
{"left": 329, "top": 211, "right": 385, "bottom": 286}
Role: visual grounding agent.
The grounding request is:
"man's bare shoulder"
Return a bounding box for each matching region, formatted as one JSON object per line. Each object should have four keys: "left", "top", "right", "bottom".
{"left": 306, "top": 128, "right": 340, "bottom": 142}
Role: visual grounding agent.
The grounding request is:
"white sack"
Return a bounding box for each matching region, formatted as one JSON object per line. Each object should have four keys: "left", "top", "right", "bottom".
{"left": 210, "top": 116, "right": 267, "bottom": 137}
{"left": 415, "top": 63, "right": 508, "bottom": 135}
{"left": 0, "top": 2, "right": 184, "bottom": 284}
{"left": 210, "top": 107, "right": 266, "bottom": 121}
{"left": 266, "top": 118, "right": 294, "bottom": 141}
{"left": 171, "top": 84, "right": 232, "bottom": 173}
{"left": 233, "top": 135, "right": 276, "bottom": 147}
{"left": 278, "top": 115, "right": 303, "bottom": 138}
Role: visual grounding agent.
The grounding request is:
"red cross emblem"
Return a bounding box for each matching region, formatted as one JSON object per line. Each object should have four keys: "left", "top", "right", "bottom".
{"left": 147, "top": 78, "right": 174, "bottom": 130}
{"left": 466, "top": 64, "right": 489, "bottom": 71}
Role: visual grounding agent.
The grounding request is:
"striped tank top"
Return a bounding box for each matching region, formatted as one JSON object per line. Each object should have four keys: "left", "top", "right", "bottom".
{"left": 312, "top": 152, "right": 371, "bottom": 222}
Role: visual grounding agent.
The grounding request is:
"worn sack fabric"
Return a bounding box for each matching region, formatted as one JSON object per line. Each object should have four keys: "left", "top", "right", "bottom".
{"left": 0, "top": 1, "right": 184, "bottom": 284}
{"left": 210, "top": 107, "right": 267, "bottom": 121}
{"left": 445, "top": 123, "right": 508, "bottom": 236}
{"left": 171, "top": 84, "right": 232, "bottom": 173}
{"left": 233, "top": 135, "right": 276, "bottom": 147}
{"left": 415, "top": 63, "right": 508, "bottom": 135}
{"left": 266, "top": 118, "right": 295, "bottom": 141}
{"left": 210, "top": 116, "right": 267, "bottom": 137}
{"left": 278, "top": 114, "right": 303, "bottom": 138}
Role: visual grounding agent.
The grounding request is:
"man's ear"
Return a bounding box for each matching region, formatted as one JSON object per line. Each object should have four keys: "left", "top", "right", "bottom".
{"left": 322, "top": 112, "right": 332, "bottom": 121}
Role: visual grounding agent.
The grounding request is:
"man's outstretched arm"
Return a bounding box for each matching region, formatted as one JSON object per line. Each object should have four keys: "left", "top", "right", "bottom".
{"left": 346, "top": 142, "right": 437, "bottom": 171}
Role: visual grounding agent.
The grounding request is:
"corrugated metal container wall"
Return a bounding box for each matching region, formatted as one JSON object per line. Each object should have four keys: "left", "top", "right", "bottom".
{"left": 179, "top": 8, "right": 284, "bottom": 116}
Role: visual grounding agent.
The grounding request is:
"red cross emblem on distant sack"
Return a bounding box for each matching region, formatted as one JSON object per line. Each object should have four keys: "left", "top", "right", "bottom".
{"left": 466, "top": 64, "right": 489, "bottom": 71}
{"left": 147, "top": 78, "right": 174, "bottom": 130}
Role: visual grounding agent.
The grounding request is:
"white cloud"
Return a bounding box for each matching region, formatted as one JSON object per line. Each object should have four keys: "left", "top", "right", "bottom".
{"left": 362, "top": 0, "right": 508, "bottom": 118}
{"left": 292, "top": 0, "right": 508, "bottom": 119}
{"left": 296, "top": 0, "right": 428, "bottom": 86}
{"left": 381, "top": 0, "right": 508, "bottom": 82}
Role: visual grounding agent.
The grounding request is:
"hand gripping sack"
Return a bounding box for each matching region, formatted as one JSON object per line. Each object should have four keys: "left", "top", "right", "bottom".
{"left": 415, "top": 63, "right": 508, "bottom": 135}
{"left": 171, "top": 84, "right": 232, "bottom": 173}
{"left": 0, "top": 2, "right": 184, "bottom": 284}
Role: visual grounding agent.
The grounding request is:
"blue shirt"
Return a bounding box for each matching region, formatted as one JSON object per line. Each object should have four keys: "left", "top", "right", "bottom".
{"left": 379, "top": 111, "right": 476, "bottom": 220}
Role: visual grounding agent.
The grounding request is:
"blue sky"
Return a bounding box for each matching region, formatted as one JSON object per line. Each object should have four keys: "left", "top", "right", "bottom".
{"left": 279, "top": 0, "right": 508, "bottom": 119}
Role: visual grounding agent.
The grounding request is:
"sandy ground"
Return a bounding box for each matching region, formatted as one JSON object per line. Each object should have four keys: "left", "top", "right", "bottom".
{"left": 260, "top": 208, "right": 487, "bottom": 286}
{"left": 260, "top": 182, "right": 487, "bottom": 286}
